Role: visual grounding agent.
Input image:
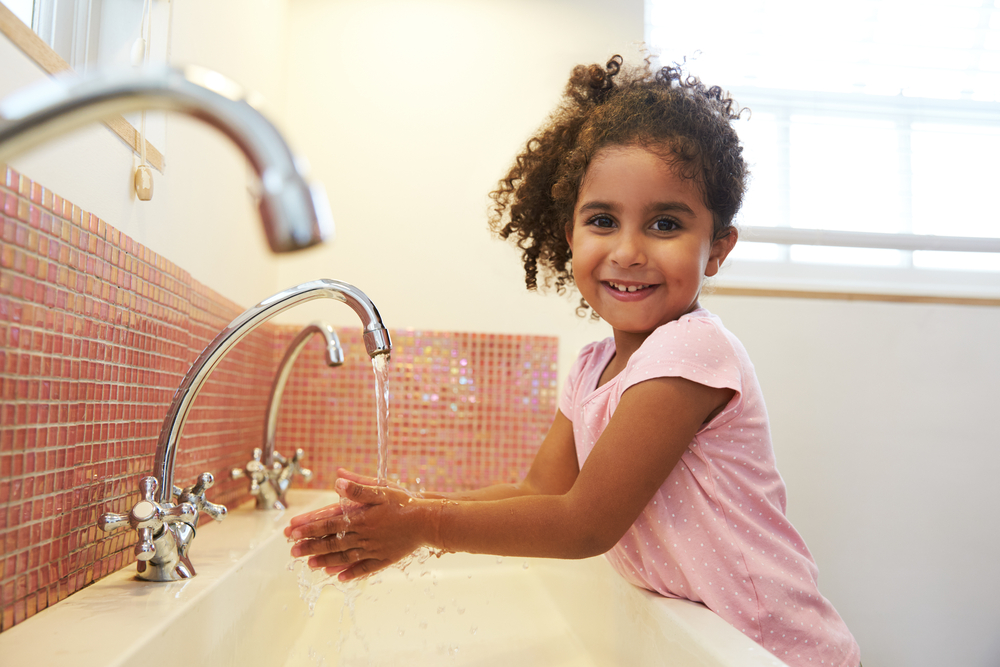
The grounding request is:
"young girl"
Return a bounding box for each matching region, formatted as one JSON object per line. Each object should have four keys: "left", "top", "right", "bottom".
{"left": 286, "top": 56, "right": 861, "bottom": 667}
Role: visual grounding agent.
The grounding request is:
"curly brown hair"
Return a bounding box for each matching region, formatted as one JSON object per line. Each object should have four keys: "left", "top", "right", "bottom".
{"left": 489, "top": 55, "right": 748, "bottom": 314}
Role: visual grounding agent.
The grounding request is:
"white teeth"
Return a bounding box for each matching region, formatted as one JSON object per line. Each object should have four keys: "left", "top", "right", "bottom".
{"left": 609, "top": 282, "right": 648, "bottom": 292}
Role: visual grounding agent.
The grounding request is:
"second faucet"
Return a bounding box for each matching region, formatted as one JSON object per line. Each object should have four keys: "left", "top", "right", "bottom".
{"left": 233, "top": 321, "right": 345, "bottom": 509}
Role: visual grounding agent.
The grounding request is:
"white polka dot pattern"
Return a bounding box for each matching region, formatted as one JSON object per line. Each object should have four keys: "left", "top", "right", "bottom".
{"left": 559, "top": 309, "right": 860, "bottom": 667}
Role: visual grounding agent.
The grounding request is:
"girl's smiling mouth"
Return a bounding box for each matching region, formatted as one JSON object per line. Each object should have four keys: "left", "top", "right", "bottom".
{"left": 603, "top": 281, "right": 657, "bottom": 299}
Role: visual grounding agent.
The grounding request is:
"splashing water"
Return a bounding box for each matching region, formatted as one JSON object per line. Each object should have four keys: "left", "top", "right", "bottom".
{"left": 288, "top": 352, "right": 461, "bottom": 660}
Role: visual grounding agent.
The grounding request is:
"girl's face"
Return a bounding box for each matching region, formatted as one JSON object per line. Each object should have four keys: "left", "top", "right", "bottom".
{"left": 567, "top": 145, "right": 736, "bottom": 340}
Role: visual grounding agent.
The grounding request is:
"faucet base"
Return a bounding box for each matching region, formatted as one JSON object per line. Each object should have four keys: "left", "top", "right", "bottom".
{"left": 255, "top": 495, "right": 290, "bottom": 511}
{"left": 136, "top": 557, "right": 196, "bottom": 582}
{"left": 134, "top": 522, "right": 198, "bottom": 581}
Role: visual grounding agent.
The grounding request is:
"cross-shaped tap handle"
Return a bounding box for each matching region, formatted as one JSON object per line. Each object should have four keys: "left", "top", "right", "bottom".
{"left": 274, "top": 448, "right": 313, "bottom": 483}
{"left": 97, "top": 476, "right": 198, "bottom": 560}
{"left": 173, "top": 472, "right": 228, "bottom": 521}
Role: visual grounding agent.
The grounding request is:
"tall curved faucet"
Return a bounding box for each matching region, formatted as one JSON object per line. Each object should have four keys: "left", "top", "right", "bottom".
{"left": 156, "top": 279, "right": 391, "bottom": 505}
{"left": 0, "top": 64, "right": 331, "bottom": 253}
{"left": 233, "top": 321, "right": 345, "bottom": 509}
{"left": 96, "top": 279, "right": 390, "bottom": 581}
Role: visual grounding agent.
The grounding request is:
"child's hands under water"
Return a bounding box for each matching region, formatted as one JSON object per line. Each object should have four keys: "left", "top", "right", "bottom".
{"left": 285, "top": 471, "right": 441, "bottom": 582}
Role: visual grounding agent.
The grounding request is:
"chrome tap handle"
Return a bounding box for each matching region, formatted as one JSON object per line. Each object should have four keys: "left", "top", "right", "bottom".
{"left": 139, "top": 475, "right": 158, "bottom": 501}
{"left": 276, "top": 448, "right": 313, "bottom": 483}
{"left": 174, "top": 472, "right": 228, "bottom": 522}
{"left": 98, "top": 511, "right": 129, "bottom": 532}
{"left": 231, "top": 447, "right": 269, "bottom": 496}
{"left": 97, "top": 476, "right": 198, "bottom": 561}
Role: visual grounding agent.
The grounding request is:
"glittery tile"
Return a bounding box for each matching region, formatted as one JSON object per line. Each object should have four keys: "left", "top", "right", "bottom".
{"left": 271, "top": 327, "right": 558, "bottom": 493}
{"left": 0, "top": 174, "right": 273, "bottom": 633}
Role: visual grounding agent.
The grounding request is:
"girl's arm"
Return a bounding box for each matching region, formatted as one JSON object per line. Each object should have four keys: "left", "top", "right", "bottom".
{"left": 291, "top": 376, "right": 732, "bottom": 580}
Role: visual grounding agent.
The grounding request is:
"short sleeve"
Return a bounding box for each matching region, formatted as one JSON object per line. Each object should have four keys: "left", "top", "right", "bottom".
{"left": 618, "top": 315, "right": 744, "bottom": 424}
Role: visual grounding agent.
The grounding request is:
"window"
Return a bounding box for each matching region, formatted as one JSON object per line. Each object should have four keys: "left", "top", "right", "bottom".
{"left": 7, "top": 0, "right": 33, "bottom": 25}
{"left": 646, "top": 0, "right": 1000, "bottom": 300}
{"left": 2, "top": 0, "right": 171, "bottom": 167}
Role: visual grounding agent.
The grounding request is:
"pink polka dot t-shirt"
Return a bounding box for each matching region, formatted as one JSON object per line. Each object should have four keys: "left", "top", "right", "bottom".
{"left": 559, "top": 308, "right": 860, "bottom": 667}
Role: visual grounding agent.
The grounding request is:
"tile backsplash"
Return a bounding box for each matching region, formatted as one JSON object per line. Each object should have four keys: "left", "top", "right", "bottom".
{"left": 0, "top": 166, "right": 558, "bottom": 633}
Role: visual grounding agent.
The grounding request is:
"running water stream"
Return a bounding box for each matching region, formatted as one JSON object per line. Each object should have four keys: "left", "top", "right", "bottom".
{"left": 372, "top": 353, "right": 391, "bottom": 484}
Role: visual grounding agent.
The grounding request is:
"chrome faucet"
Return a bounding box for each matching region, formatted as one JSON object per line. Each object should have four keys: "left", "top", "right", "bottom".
{"left": 0, "top": 64, "right": 331, "bottom": 253}
{"left": 232, "top": 321, "right": 344, "bottom": 510}
{"left": 98, "top": 280, "right": 389, "bottom": 581}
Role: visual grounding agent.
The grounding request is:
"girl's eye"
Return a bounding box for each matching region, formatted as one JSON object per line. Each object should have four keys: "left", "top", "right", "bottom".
{"left": 586, "top": 215, "right": 616, "bottom": 229}
{"left": 652, "top": 218, "right": 680, "bottom": 232}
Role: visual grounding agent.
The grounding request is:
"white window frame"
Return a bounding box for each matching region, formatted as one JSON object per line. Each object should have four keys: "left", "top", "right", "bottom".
{"left": 32, "top": 0, "right": 101, "bottom": 71}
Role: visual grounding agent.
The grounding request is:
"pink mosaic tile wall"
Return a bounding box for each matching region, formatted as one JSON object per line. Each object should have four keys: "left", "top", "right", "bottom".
{"left": 0, "top": 165, "right": 275, "bottom": 632}
{"left": 271, "top": 328, "right": 559, "bottom": 493}
{"left": 0, "top": 166, "right": 559, "bottom": 634}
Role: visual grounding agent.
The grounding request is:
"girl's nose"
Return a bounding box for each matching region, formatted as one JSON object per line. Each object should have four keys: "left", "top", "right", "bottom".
{"left": 609, "top": 231, "right": 646, "bottom": 268}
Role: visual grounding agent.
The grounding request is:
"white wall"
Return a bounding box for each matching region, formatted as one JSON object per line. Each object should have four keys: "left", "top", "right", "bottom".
{"left": 275, "top": 0, "right": 637, "bottom": 373}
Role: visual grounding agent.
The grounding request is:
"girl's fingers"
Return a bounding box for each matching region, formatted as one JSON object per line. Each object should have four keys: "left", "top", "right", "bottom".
{"left": 306, "top": 549, "right": 365, "bottom": 569}
{"left": 336, "top": 468, "right": 381, "bottom": 487}
{"left": 288, "top": 518, "right": 345, "bottom": 540}
{"left": 335, "top": 478, "right": 386, "bottom": 505}
{"left": 286, "top": 503, "right": 345, "bottom": 532}
{"left": 337, "top": 557, "right": 395, "bottom": 582}
{"left": 291, "top": 531, "right": 360, "bottom": 558}
{"left": 290, "top": 535, "right": 335, "bottom": 558}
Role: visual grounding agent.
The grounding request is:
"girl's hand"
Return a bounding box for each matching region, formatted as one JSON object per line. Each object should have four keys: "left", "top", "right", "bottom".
{"left": 288, "top": 478, "right": 441, "bottom": 581}
{"left": 282, "top": 468, "right": 414, "bottom": 540}
{"left": 334, "top": 467, "right": 422, "bottom": 497}
{"left": 283, "top": 501, "right": 349, "bottom": 540}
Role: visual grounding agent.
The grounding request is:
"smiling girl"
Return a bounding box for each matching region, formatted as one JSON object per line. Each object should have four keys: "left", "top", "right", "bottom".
{"left": 286, "top": 56, "right": 861, "bottom": 667}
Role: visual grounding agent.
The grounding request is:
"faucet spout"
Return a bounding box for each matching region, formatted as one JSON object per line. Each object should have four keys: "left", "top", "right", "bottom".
{"left": 0, "top": 64, "right": 331, "bottom": 253}
{"left": 154, "top": 279, "right": 391, "bottom": 504}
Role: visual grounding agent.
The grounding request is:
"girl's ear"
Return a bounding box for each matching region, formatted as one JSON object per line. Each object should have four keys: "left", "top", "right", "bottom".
{"left": 704, "top": 227, "right": 738, "bottom": 278}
